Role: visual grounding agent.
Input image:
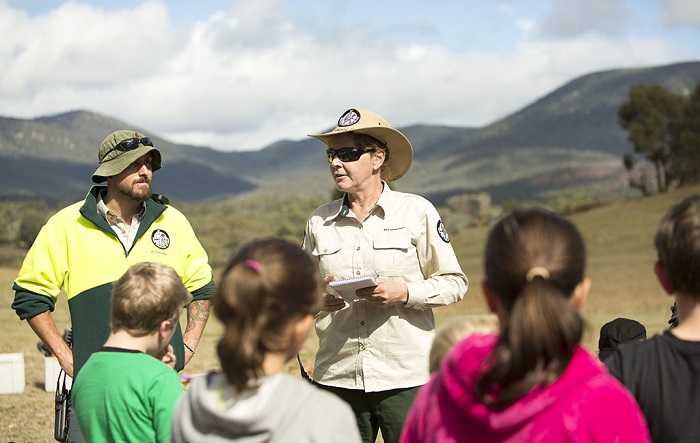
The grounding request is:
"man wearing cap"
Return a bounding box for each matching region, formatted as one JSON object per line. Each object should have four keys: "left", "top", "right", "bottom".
{"left": 12, "top": 130, "right": 214, "bottom": 441}
{"left": 302, "top": 108, "right": 468, "bottom": 443}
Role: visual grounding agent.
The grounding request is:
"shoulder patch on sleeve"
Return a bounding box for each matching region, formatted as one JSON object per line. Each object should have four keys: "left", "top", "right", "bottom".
{"left": 437, "top": 220, "right": 450, "bottom": 243}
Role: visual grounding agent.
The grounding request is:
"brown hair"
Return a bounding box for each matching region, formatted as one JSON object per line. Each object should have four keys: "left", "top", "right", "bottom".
{"left": 476, "top": 208, "right": 586, "bottom": 409}
{"left": 655, "top": 194, "right": 700, "bottom": 296}
{"left": 110, "top": 262, "right": 192, "bottom": 336}
{"left": 214, "top": 237, "right": 322, "bottom": 391}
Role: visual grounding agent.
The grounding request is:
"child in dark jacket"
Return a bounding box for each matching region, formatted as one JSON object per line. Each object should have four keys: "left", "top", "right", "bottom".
{"left": 607, "top": 194, "right": 700, "bottom": 443}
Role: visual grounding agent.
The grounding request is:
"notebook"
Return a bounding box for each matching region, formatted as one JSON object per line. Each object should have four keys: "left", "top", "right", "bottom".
{"left": 328, "top": 275, "right": 379, "bottom": 302}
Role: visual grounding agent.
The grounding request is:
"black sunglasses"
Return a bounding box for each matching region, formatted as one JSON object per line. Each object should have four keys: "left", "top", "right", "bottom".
{"left": 100, "top": 137, "right": 154, "bottom": 163}
{"left": 326, "top": 147, "right": 374, "bottom": 163}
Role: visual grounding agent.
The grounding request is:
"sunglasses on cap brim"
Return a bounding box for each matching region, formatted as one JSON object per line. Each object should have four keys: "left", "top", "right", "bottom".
{"left": 100, "top": 137, "right": 154, "bottom": 163}
{"left": 326, "top": 147, "right": 375, "bottom": 163}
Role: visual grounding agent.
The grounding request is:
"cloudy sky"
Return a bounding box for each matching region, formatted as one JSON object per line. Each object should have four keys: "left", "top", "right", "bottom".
{"left": 2, "top": 0, "right": 699, "bottom": 151}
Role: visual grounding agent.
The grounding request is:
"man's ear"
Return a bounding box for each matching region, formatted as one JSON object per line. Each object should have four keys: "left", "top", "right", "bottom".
{"left": 654, "top": 260, "right": 675, "bottom": 295}
{"left": 570, "top": 277, "right": 591, "bottom": 310}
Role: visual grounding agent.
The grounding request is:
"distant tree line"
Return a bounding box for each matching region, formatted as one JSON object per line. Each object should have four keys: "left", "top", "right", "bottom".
{"left": 2, "top": 184, "right": 607, "bottom": 268}
{"left": 620, "top": 82, "right": 700, "bottom": 195}
{"left": 0, "top": 200, "right": 51, "bottom": 248}
{"left": 0, "top": 193, "right": 324, "bottom": 268}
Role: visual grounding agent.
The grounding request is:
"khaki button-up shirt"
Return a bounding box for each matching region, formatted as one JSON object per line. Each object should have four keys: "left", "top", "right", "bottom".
{"left": 302, "top": 184, "right": 468, "bottom": 392}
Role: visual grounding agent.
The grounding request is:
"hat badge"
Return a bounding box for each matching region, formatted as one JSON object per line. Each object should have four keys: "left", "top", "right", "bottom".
{"left": 338, "top": 109, "right": 361, "bottom": 127}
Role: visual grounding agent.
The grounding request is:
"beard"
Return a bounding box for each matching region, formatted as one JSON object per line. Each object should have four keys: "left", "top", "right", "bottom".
{"left": 118, "top": 178, "right": 152, "bottom": 202}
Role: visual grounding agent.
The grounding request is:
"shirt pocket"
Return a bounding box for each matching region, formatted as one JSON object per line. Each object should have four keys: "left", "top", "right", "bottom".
{"left": 311, "top": 237, "right": 346, "bottom": 277}
{"left": 373, "top": 231, "right": 417, "bottom": 277}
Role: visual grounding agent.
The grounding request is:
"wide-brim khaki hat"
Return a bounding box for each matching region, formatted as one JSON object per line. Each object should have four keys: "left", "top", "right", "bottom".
{"left": 92, "top": 130, "right": 162, "bottom": 183}
{"left": 308, "top": 108, "right": 413, "bottom": 181}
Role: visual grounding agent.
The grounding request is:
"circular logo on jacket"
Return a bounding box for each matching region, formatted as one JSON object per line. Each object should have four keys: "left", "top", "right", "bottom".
{"left": 437, "top": 220, "right": 450, "bottom": 243}
{"left": 152, "top": 229, "right": 170, "bottom": 249}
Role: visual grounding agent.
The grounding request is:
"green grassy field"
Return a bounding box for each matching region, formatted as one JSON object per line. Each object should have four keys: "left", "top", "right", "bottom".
{"left": 1, "top": 184, "right": 697, "bottom": 442}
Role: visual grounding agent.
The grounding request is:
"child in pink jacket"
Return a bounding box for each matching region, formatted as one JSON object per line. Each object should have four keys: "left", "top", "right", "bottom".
{"left": 402, "top": 208, "right": 650, "bottom": 443}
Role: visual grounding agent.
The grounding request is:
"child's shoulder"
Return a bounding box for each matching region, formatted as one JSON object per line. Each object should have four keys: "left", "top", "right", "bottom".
{"left": 272, "top": 374, "right": 354, "bottom": 414}
{"left": 612, "top": 330, "right": 700, "bottom": 374}
{"left": 623, "top": 330, "right": 698, "bottom": 353}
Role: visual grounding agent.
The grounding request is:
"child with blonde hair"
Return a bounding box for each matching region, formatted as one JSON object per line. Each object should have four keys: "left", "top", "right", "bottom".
{"left": 429, "top": 314, "right": 498, "bottom": 373}
{"left": 73, "top": 262, "right": 191, "bottom": 443}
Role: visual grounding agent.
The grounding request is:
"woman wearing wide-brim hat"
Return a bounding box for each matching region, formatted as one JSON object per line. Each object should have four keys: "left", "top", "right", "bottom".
{"left": 302, "top": 108, "right": 469, "bottom": 443}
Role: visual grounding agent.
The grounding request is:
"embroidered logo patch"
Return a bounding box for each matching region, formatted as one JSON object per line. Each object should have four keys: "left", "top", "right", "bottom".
{"left": 338, "top": 109, "right": 361, "bottom": 127}
{"left": 152, "top": 229, "right": 170, "bottom": 249}
{"left": 437, "top": 220, "right": 450, "bottom": 243}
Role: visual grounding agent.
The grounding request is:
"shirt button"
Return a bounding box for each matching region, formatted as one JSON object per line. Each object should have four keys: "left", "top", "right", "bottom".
{"left": 360, "top": 345, "right": 366, "bottom": 351}
{"left": 360, "top": 321, "right": 365, "bottom": 326}
{"left": 323, "top": 248, "right": 328, "bottom": 253}
{"left": 356, "top": 246, "right": 360, "bottom": 250}
{"left": 356, "top": 271, "right": 361, "bottom": 275}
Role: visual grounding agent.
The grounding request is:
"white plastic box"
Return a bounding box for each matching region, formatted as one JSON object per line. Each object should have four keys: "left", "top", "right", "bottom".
{"left": 0, "top": 353, "right": 25, "bottom": 394}
{"left": 44, "top": 357, "right": 72, "bottom": 392}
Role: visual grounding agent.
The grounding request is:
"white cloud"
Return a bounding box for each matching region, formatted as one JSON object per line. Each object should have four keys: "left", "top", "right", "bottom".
{"left": 660, "top": 0, "right": 700, "bottom": 27}
{"left": 0, "top": 0, "right": 697, "bottom": 151}
{"left": 517, "top": 18, "right": 537, "bottom": 34}
{"left": 0, "top": 1, "right": 174, "bottom": 95}
{"left": 536, "top": 0, "right": 630, "bottom": 38}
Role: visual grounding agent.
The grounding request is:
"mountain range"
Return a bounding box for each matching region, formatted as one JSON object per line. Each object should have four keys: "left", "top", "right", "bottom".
{"left": 2, "top": 61, "right": 699, "bottom": 206}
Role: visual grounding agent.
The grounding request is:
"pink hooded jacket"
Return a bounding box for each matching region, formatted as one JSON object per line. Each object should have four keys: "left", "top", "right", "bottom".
{"left": 402, "top": 334, "right": 650, "bottom": 443}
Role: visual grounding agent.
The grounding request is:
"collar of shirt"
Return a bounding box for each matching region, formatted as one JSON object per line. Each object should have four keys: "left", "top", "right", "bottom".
{"left": 330, "top": 182, "right": 390, "bottom": 221}
{"left": 96, "top": 191, "right": 147, "bottom": 252}
{"left": 96, "top": 191, "right": 147, "bottom": 225}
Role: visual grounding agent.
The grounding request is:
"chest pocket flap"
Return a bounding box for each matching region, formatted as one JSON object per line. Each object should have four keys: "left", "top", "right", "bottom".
{"left": 311, "top": 238, "right": 342, "bottom": 257}
{"left": 373, "top": 230, "right": 415, "bottom": 276}
{"left": 373, "top": 230, "right": 413, "bottom": 250}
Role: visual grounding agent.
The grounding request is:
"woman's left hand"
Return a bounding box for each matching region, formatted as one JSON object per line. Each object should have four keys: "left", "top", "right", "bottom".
{"left": 355, "top": 278, "right": 408, "bottom": 307}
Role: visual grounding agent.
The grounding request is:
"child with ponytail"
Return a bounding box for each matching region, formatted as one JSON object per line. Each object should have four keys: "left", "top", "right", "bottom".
{"left": 401, "top": 208, "right": 650, "bottom": 442}
{"left": 170, "top": 238, "right": 361, "bottom": 442}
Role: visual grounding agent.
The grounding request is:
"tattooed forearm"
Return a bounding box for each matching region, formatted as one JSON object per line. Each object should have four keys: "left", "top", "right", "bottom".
{"left": 185, "top": 299, "right": 211, "bottom": 333}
